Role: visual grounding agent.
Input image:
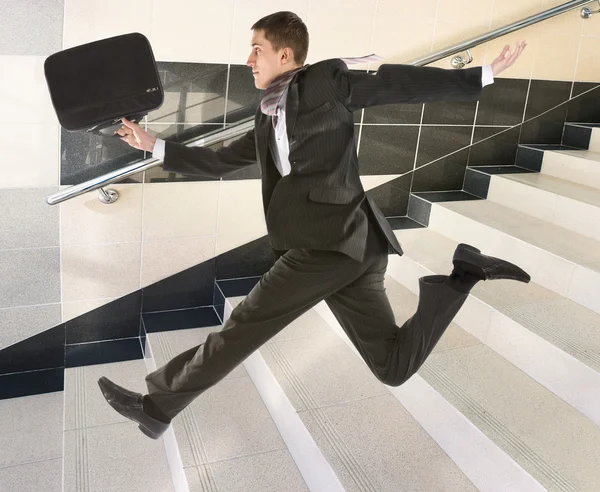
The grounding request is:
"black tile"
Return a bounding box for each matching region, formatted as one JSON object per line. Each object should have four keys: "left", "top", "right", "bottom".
{"left": 0, "top": 368, "right": 64, "bottom": 400}
{"left": 220, "top": 131, "right": 263, "bottom": 180}
{"left": 140, "top": 317, "right": 147, "bottom": 356}
{"left": 60, "top": 129, "right": 145, "bottom": 185}
{"left": 524, "top": 80, "right": 571, "bottom": 120}
{"left": 416, "top": 126, "right": 472, "bottom": 167}
{"left": 514, "top": 146, "right": 544, "bottom": 172}
{"left": 143, "top": 307, "right": 221, "bottom": 333}
{"left": 66, "top": 291, "right": 142, "bottom": 344}
{"left": 567, "top": 83, "right": 600, "bottom": 123}
{"left": 354, "top": 108, "right": 363, "bottom": 124}
{"left": 226, "top": 64, "right": 262, "bottom": 124}
{"left": 0, "top": 325, "right": 64, "bottom": 375}
{"left": 365, "top": 174, "right": 412, "bottom": 217}
{"left": 463, "top": 168, "right": 490, "bottom": 198}
{"left": 476, "top": 78, "right": 529, "bottom": 126}
{"left": 142, "top": 258, "right": 216, "bottom": 312}
{"left": 469, "top": 166, "right": 535, "bottom": 175}
{"left": 412, "top": 147, "right": 470, "bottom": 192}
{"left": 407, "top": 195, "right": 431, "bottom": 226}
{"left": 386, "top": 217, "right": 425, "bottom": 230}
{"left": 217, "top": 277, "right": 261, "bottom": 297}
{"left": 414, "top": 191, "right": 481, "bottom": 202}
{"left": 422, "top": 101, "right": 476, "bottom": 125}
{"left": 65, "top": 338, "right": 142, "bottom": 368}
{"left": 358, "top": 126, "right": 419, "bottom": 174}
{"left": 363, "top": 103, "right": 423, "bottom": 124}
{"left": 213, "top": 282, "right": 225, "bottom": 323}
{"left": 215, "top": 236, "right": 275, "bottom": 280}
{"left": 562, "top": 123, "right": 592, "bottom": 149}
{"left": 468, "top": 126, "right": 520, "bottom": 166}
{"left": 520, "top": 105, "right": 569, "bottom": 144}
{"left": 150, "top": 62, "right": 228, "bottom": 124}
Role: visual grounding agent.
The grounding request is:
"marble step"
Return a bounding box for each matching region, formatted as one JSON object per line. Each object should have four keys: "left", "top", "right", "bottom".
{"left": 391, "top": 226, "right": 600, "bottom": 426}
{"left": 540, "top": 148, "right": 600, "bottom": 189}
{"left": 424, "top": 198, "right": 600, "bottom": 315}
{"left": 563, "top": 123, "right": 600, "bottom": 153}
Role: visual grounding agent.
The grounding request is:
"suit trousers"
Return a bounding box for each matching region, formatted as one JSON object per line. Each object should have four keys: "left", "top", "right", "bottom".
{"left": 145, "top": 219, "right": 469, "bottom": 419}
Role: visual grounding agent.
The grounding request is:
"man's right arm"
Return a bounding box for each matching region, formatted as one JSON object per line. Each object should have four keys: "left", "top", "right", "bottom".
{"left": 155, "top": 129, "right": 257, "bottom": 179}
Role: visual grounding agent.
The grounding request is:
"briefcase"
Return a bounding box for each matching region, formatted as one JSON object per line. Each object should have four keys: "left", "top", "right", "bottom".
{"left": 44, "top": 32, "right": 164, "bottom": 133}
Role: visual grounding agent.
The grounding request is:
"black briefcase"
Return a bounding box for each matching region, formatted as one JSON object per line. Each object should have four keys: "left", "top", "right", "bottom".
{"left": 44, "top": 32, "right": 163, "bottom": 133}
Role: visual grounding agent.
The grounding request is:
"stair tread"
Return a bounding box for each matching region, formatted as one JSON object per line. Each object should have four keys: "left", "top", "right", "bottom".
{"left": 496, "top": 172, "right": 600, "bottom": 207}
{"left": 439, "top": 199, "right": 600, "bottom": 268}
{"left": 394, "top": 227, "right": 600, "bottom": 372}
{"left": 549, "top": 148, "right": 600, "bottom": 163}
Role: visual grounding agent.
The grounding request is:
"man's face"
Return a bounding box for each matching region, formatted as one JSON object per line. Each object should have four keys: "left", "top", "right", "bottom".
{"left": 247, "top": 29, "right": 295, "bottom": 90}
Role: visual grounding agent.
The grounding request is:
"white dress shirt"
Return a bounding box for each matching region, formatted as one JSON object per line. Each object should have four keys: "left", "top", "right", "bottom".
{"left": 153, "top": 65, "right": 495, "bottom": 173}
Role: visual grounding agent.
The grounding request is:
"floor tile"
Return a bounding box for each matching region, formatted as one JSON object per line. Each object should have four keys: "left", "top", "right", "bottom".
{"left": 0, "top": 457, "right": 62, "bottom": 492}
{"left": 0, "top": 303, "right": 62, "bottom": 350}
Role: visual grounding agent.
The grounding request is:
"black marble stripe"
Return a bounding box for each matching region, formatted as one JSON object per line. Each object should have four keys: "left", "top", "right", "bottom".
{"left": 407, "top": 195, "right": 432, "bottom": 226}
{"left": 65, "top": 338, "right": 142, "bottom": 368}
{"left": 562, "top": 124, "right": 592, "bottom": 149}
{"left": 217, "top": 277, "right": 261, "bottom": 298}
{"left": 143, "top": 307, "right": 220, "bottom": 333}
{"left": 0, "top": 325, "right": 64, "bottom": 375}
{"left": 463, "top": 168, "right": 491, "bottom": 198}
{"left": 0, "top": 368, "right": 64, "bottom": 400}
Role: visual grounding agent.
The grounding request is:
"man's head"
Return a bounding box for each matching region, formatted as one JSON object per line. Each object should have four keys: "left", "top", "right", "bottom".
{"left": 247, "top": 11, "right": 309, "bottom": 90}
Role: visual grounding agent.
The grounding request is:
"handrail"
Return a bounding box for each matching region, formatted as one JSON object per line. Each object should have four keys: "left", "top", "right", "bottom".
{"left": 46, "top": 0, "right": 596, "bottom": 205}
{"left": 408, "top": 0, "right": 594, "bottom": 66}
{"left": 46, "top": 117, "right": 254, "bottom": 205}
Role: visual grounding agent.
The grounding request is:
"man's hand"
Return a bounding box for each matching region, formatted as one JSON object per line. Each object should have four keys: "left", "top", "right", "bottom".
{"left": 491, "top": 41, "right": 527, "bottom": 76}
{"left": 114, "top": 118, "right": 157, "bottom": 152}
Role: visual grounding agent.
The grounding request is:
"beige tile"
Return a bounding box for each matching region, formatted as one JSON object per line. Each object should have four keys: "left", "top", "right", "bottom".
{"left": 0, "top": 458, "right": 62, "bottom": 492}
{"left": 60, "top": 183, "right": 142, "bottom": 246}
{"left": 151, "top": 0, "right": 234, "bottom": 63}
{"left": 482, "top": 25, "right": 537, "bottom": 79}
{"left": 141, "top": 236, "right": 216, "bottom": 287}
{"left": 142, "top": 181, "right": 220, "bottom": 240}
{"left": 61, "top": 242, "right": 141, "bottom": 302}
{"left": 429, "top": 21, "right": 488, "bottom": 70}
{"left": 230, "top": 0, "right": 310, "bottom": 65}
{"left": 582, "top": 14, "right": 600, "bottom": 37}
{"left": 575, "top": 36, "right": 600, "bottom": 82}
{"left": 61, "top": 297, "right": 116, "bottom": 322}
{"left": 0, "top": 56, "right": 57, "bottom": 124}
{"left": 0, "top": 123, "right": 59, "bottom": 188}
{"left": 437, "top": 0, "right": 495, "bottom": 27}
{"left": 215, "top": 179, "right": 267, "bottom": 255}
{"left": 531, "top": 30, "right": 581, "bottom": 81}
{"left": 490, "top": 0, "right": 543, "bottom": 29}
{"left": 307, "top": 0, "right": 378, "bottom": 63}
{"left": 63, "top": 0, "right": 153, "bottom": 49}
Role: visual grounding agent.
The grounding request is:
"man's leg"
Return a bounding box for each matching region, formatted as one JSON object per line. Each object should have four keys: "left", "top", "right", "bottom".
{"left": 144, "top": 247, "right": 377, "bottom": 420}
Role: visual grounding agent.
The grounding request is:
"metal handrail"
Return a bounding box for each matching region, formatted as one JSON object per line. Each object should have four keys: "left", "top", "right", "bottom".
{"left": 46, "top": 0, "right": 596, "bottom": 205}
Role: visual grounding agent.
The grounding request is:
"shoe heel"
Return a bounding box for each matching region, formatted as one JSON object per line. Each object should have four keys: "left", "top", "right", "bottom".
{"left": 138, "top": 424, "right": 160, "bottom": 440}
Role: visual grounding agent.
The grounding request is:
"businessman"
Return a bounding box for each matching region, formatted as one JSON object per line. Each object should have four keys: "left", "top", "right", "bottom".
{"left": 99, "top": 11, "right": 529, "bottom": 439}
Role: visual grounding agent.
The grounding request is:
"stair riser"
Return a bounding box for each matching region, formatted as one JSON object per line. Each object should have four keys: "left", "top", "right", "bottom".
{"left": 487, "top": 176, "right": 600, "bottom": 242}
{"left": 591, "top": 128, "right": 600, "bottom": 153}
{"left": 541, "top": 152, "right": 600, "bottom": 188}
{"left": 427, "top": 204, "right": 600, "bottom": 315}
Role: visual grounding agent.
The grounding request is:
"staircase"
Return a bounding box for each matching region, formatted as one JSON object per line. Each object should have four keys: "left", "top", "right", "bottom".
{"left": 3, "top": 120, "right": 600, "bottom": 491}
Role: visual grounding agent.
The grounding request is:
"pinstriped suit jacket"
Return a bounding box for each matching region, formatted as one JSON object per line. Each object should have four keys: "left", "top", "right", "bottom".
{"left": 163, "top": 59, "right": 484, "bottom": 262}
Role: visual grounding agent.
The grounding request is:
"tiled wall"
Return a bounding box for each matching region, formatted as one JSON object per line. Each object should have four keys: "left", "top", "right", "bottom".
{"left": 0, "top": 0, "right": 599, "bottom": 392}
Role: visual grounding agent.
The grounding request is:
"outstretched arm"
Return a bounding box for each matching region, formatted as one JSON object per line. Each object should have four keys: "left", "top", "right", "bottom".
{"left": 116, "top": 118, "right": 257, "bottom": 179}
{"left": 331, "top": 41, "right": 527, "bottom": 111}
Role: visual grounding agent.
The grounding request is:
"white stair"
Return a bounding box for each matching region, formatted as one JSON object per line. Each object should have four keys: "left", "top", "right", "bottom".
{"left": 539, "top": 149, "right": 600, "bottom": 188}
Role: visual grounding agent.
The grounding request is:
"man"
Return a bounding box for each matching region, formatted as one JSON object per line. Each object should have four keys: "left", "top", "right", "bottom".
{"left": 99, "top": 11, "right": 529, "bottom": 440}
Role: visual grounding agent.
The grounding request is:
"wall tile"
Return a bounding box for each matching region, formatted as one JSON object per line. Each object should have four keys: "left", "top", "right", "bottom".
{"left": 0, "top": 0, "right": 64, "bottom": 56}
{"left": 437, "top": 0, "right": 495, "bottom": 26}
{"left": 524, "top": 79, "right": 572, "bottom": 119}
{"left": 0, "top": 325, "right": 64, "bottom": 375}
{"left": 476, "top": 78, "right": 530, "bottom": 126}
{"left": 216, "top": 180, "right": 267, "bottom": 255}
{"left": 65, "top": 338, "right": 142, "bottom": 367}
{"left": 520, "top": 105, "right": 568, "bottom": 144}
{"left": 307, "top": 0, "right": 378, "bottom": 63}
{"left": 363, "top": 103, "right": 423, "bottom": 125}
{"left": 0, "top": 368, "right": 63, "bottom": 400}
{"left": 151, "top": 0, "right": 234, "bottom": 63}
{"left": 61, "top": 243, "right": 141, "bottom": 302}
{"left": 0, "top": 56, "right": 57, "bottom": 123}
{"left": 0, "top": 188, "right": 59, "bottom": 249}
{"left": 531, "top": 23, "right": 581, "bottom": 82}
{"left": 141, "top": 236, "right": 216, "bottom": 287}
{"left": 423, "top": 100, "right": 477, "bottom": 125}
{"left": 215, "top": 236, "right": 274, "bottom": 280}
{"left": 490, "top": 0, "right": 543, "bottom": 29}
{"left": 365, "top": 174, "right": 412, "bottom": 217}
{"left": 416, "top": 125, "right": 472, "bottom": 167}
{"left": 358, "top": 126, "right": 419, "bottom": 175}
{"left": 574, "top": 36, "right": 600, "bottom": 83}
{"left": 469, "top": 126, "right": 521, "bottom": 166}
{"left": 0, "top": 248, "right": 61, "bottom": 309}
{"left": 229, "top": 0, "right": 310, "bottom": 65}
{"left": 482, "top": 26, "right": 537, "bottom": 80}
{"left": 62, "top": 297, "right": 116, "bottom": 323}
{"left": 226, "top": 65, "right": 262, "bottom": 124}
{"left": 142, "top": 181, "right": 220, "bottom": 240}
{"left": 360, "top": 175, "right": 402, "bottom": 192}
{"left": 63, "top": 0, "right": 153, "bottom": 49}
{"left": 0, "top": 304, "right": 62, "bottom": 351}
{"left": 567, "top": 83, "right": 600, "bottom": 123}
{"left": 0, "top": 123, "right": 59, "bottom": 188}
{"left": 412, "top": 147, "right": 470, "bottom": 192}
{"left": 65, "top": 291, "right": 141, "bottom": 344}
{"left": 60, "top": 183, "right": 142, "bottom": 246}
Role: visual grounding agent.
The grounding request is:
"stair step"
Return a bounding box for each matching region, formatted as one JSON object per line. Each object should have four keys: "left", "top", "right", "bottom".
{"left": 486, "top": 172, "right": 600, "bottom": 242}
{"left": 425, "top": 198, "right": 600, "bottom": 314}
{"left": 541, "top": 149, "right": 600, "bottom": 188}
{"left": 63, "top": 360, "right": 174, "bottom": 492}
{"left": 563, "top": 123, "right": 600, "bottom": 152}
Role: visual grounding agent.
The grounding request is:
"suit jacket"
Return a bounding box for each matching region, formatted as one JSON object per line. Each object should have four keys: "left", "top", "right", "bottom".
{"left": 163, "top": 59, "right": 484, "bottom": 262}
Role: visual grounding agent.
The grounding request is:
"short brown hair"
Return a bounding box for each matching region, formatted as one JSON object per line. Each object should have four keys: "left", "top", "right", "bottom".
{"left": 252, "top": 11, "right": 309, "bottom": 65}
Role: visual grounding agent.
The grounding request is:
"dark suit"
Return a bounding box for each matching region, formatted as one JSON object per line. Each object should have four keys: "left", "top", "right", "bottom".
{"left": 145, "top": 60, "right": 484, "bottom": 418}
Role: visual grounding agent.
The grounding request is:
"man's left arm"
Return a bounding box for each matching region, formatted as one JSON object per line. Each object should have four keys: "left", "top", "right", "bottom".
{"left": 331, "top": 41, "right": 526, "bottom": 111}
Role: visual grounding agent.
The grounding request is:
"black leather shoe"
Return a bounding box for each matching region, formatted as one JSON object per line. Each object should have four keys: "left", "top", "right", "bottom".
{"left": 453, "top": 243, "right": 531, "bottom": 283}
{"left": 97, "top": 377, "right": 170, "bottom": 440}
